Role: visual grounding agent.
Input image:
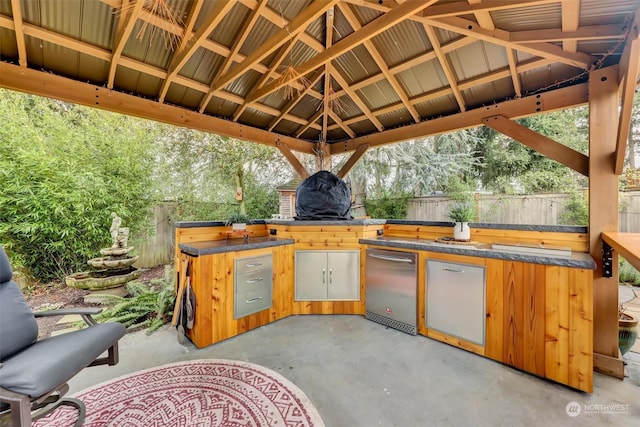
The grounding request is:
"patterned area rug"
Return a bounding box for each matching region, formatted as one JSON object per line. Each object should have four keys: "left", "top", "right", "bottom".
{"left": 34, "top": 359, "right": 325, "bottom": 427}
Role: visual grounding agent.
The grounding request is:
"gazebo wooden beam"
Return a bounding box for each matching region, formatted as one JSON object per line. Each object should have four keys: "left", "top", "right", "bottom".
{"left": 589, "top": 66, "right": 624, "bottom": 379}
{"left": 0, "top": 62, "right": 315, "bottom": 155}
{"left": 277, "top": 142, "right": 311, "bottom": 179}
{"left": 615, "top": 7, "right": 640, "bottom": 174}
{"left": 336, "top": 144, "right": 369, "bottom": 179}
{"left": 9, "top": 0, "right": 26, "bottom": 67}
{"left": 107, "top": 0, "right": 145, "bottom": 89}
{"left": 334, "top": 82, "right": 589, "bottom": 153}
{"left": 483, "top": 115, "right": 589, "bottom": 176}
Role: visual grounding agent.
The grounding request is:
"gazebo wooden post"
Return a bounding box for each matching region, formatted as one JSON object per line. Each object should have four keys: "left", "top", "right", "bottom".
{"left": 589, "top": 66, "right": 624, "bottom": 378}
{"left": 315, "top": 141, "right": 331, "bottom": 172}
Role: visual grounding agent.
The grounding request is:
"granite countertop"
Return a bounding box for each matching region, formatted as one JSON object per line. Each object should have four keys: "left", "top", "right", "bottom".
{"left": 360, "top": 236, "right": 596, "bottom": 269}
{"left": 179, "top": 236, "right": 294, "bottom": 256}
{"left": 265, "top": 219, "right": 387, "bottom": 226}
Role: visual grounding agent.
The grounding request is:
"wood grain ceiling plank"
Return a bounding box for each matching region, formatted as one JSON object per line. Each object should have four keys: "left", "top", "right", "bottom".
{"left": 338, "top": 2, "right": 420, "bottom": 123}
{"left": 9, "top": 0, "right": 26, "bottom": 67}
{"left": 424, "top": 0, "right": 561, "bottom": 18}
{"left": 424, "top": 24, "right": 466, "bottom": 112}
{"left": 198, "top": 0, "right": 268, "bottom": 113}
{"left": 213, "top": 0, "right": 340, "bottom": 93}
{"left": 108, "top": 0, "right": 145, "bottom": 89}
{"left": 158, "top": 0, "right": 235, "bottom": 102}
{"left": 562, "top": 0, "right": 580, "bottom": 52}
{"left": 247, "top": 0, "right": 437, "bottom": 104}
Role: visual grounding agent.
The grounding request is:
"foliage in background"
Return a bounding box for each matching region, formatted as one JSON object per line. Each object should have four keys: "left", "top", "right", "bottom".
{"left": 559, "top": 191, "right": 589, "bottom": 225}
{"left": 619, "top": 258, "right": 640, "bottom": 286}
{"left": 364, "top": 194, "right": 410, "bottom": 219}
{"left": 156, "top": 128, "right": 288, "bottom": 222}
{"left": 92, "top": 266, "right": 175, "bottom": 334}
{"left": 0, "top": 90, "right": 158, "bottom": 281}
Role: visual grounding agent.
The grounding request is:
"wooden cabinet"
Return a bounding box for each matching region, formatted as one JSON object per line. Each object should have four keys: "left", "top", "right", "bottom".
{"left": 234, "top": 254, "right": 272, "bottom": 319}
{"left": 294, "top": 250, "right": 360, "bottom": 301}
{"left": 484, "top": 259, "right": 593, "bottom": 392}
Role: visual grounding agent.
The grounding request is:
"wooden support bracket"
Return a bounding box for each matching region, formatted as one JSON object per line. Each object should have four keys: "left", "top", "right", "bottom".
{"left": 336, "top": 144, "right": 369, "bottom": 178}
{"left": 277, "top": 142, "right": 311, "bottom": 179}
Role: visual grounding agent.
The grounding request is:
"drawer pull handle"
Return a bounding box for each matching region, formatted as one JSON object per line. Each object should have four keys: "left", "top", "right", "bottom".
{"left": 245, "top": 262, "right": 263, "bottom": 268}
{"left": 443, "top": 267, "right": 464, "bottom": 273}
{"left": 369, "top": 254, "right": 413, "bottom": 263}
{"left": 246, "top": 297, "right": 263, "bottom": 304}
{"left": 245, "top": 278, "right": 264, "bottom": 284}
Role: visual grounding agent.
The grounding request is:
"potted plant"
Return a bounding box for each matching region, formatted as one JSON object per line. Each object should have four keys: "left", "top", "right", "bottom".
{"left": 619, "top": 284, "right": 638, "bottom": 355}
{"left": 448, "top": 203, "right": 475, "bottom": 241}
{"left": 225, "top": 212, "right": 251, "bottom": 232}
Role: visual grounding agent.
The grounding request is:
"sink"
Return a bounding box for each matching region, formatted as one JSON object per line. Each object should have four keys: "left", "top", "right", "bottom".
{"left": 490, "top": 243, "right": 572, "bottom": 257}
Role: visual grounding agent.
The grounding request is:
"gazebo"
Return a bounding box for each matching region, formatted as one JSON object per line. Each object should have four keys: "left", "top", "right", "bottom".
{"left": 1, "top": 0, "right": 639, "bottom": 381}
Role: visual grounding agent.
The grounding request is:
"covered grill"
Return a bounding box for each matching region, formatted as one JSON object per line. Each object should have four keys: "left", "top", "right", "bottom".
{"left": 295, "top": 171, "right": 352, "bottom": 221}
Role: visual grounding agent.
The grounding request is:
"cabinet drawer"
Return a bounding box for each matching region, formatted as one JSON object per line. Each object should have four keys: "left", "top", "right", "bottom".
{"left": 234, "top": 286, "right": 272, "bottom": 319}
{"left": 235, "top": 269, "right": 272, "bottom": 294}
{"left": 235, "top": 254, "right": 271, "bottom": 275}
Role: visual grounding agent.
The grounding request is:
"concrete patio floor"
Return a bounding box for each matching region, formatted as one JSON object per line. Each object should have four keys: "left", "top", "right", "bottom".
{"left": 68, "top": 314, "right": 639, "bottom": 427}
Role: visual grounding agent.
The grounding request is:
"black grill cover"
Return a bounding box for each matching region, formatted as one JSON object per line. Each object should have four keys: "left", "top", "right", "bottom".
{"left": 295, "top": 171, "right": 352, "bottom": 220}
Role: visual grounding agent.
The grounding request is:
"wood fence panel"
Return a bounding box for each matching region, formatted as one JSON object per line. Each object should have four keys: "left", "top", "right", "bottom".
{"left": 408, "top": 192, "right": 640, "bottom": 232}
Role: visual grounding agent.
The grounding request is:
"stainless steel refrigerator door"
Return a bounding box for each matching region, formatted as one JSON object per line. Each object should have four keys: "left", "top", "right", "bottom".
{"left": 365, "top": 249, "right": 417, "bottom": 331}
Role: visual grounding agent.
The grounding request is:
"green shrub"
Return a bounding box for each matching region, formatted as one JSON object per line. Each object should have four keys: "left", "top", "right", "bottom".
{"left": 619, "top": 258, "right": 640, "bottom": 286}
{"left": 93, "top": 266, "right": 175, "bottom": 334}
{"left": 365, "top": 195, "right": 410, "bottom": 219}
{"left": 0, "top": 91, "right": 158, "bottom": 282}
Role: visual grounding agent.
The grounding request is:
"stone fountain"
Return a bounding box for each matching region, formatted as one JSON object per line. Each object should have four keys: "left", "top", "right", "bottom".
{"left": 65, "top": 213, "right": 141, "bottom": 291}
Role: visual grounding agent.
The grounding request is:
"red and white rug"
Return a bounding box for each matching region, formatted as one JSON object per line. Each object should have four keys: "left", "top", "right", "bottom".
{"left": 34, "top": 359, "right": 325, "bottom": 427}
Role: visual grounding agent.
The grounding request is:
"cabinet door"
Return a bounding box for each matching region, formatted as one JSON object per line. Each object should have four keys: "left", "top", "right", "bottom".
{"left": 426, "top": 260, "right": 485, "bottom": 346}
{"left": 327, "top": 251, "right": 360, "bottom": 300}
{"left": 295, "top": 251, "right": 328, "bottom": 300}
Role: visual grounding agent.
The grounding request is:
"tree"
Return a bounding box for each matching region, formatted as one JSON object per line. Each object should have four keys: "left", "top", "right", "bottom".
{"left": 0, "top": 90, "right": 159, "bottom": 281}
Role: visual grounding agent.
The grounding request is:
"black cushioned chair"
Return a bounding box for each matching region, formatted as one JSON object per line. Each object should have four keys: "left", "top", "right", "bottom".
{"left": 0, "top": 246, "right": 126, "bottom": 426}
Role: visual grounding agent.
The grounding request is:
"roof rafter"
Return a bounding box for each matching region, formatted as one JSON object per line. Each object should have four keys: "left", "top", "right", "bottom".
{"left": 108, "top": 0, "right": 145, "bottom": 89}
{"left": 511, "top": 24, "right": 625, "bottom": 43}
{"left": 268, "top": 71, "right": 324, "bottom": 132}
{"left": 212, "top": 0, "right": 340, "bottom": 93}
{"left": 321, "top": 7, "right": 336, "bottom": 143}
{"left": 426, "top": 16, "right": 592, "bottom": 69}
{"left": 158, "top": 1, "right": 235, "bottom": 102}
{"left": 562, "top": 0, "right": 580, "bottom": 52}
{"left": 337, "top": 2, "right": 421, "bottom": 123}
{"left": 247, "top": 0, "right": 438, "bottom": 104}
{"left": 423, "top": 24, "right": 466, "bottom": 112}
{"left": 198, "top": 0, "right": 268, "bottom": 113}
{"left": 9, "top": 0, "right": 26, "bottom": 67}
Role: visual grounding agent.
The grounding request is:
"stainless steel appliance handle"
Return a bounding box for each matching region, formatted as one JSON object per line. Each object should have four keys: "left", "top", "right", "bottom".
{"left": 244, "top": 262, "right": 263, "bottom": 268}
{"left": 246, "top": 296, "right": 263, "bottom": 303}
{"left": 245, "top": 278, "right": 264, "bottom": 284}
{"left": 329, "top": 269, "right": 332, "bottom": 284}
{"left": 368, "top": 253, "right": 413, "bottom": 263}
{"left": 443, "top": 267, "right": 465, "bottom": 273}
{"left": 322, "top": 268, "right": 326, "bottom": 283}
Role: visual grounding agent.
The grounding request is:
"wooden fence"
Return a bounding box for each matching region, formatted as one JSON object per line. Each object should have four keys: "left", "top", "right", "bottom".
{"left": 134, "top": 203, "right": 176, "bottom": 268}
{"left": 407, "top": 191, "right": 640, "bottom": 232}
{"left": 133, "top": 192, "right": 640, "bottom": 267}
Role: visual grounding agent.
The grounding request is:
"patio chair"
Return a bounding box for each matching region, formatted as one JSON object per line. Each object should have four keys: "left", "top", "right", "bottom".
{"left": 0, "top": 246, "right": 126, "bottom": 427}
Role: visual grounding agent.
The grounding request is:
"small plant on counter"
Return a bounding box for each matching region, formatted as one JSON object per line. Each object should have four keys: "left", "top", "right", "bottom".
{"left": 448, "top": 203, "right": 475, "bottom": 223}
{"left": 224, "top": 212, "right": 252, "bottom": 231}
